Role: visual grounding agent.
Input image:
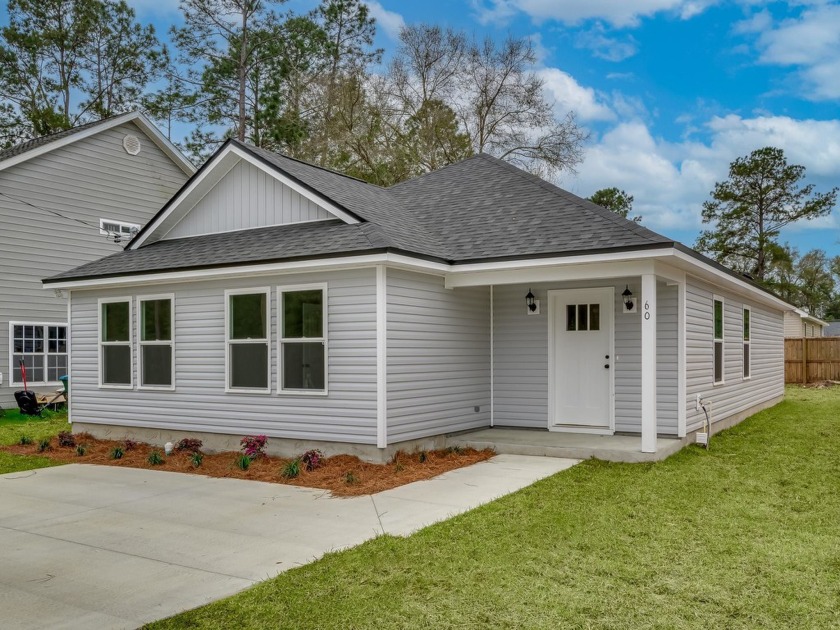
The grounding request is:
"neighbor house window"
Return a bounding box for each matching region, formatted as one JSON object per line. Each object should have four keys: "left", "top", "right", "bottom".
{"left": 279, "top": 285, "right": 327, "bottom": 393}
{"left": 139, "top": 296, "right": 174, "bottom": 388}
{"left": 226, "top": 288, "right": 270, "bottom": 392}
{"left": 100, "top": 218, "right": 140, "bottom": 239}
{"left": 100, "top": 299, "right": 132, "bottom": 387}
{"left": 10, "top": 323, "right": 68, "bottom": 385}
{"left": 743, "top": 307, "right": 751, "bottom": 379}
{"left": 713, "top": 297, "right": 724, "bottom": 385}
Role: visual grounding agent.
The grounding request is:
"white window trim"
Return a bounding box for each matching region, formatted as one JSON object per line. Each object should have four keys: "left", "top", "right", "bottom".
{"left": 743, "top": 306, "right": 751, "bottom": 380}
{"left": 8, "top": 321, "right": 68, "bottom": 386}
{"left": 713, "top": 295, "right": 725, "bottom": 386}
{"left": 100, "top": 218, "right": 141, "bottom": 237}
{"left": 225, "top": 287, "right": 271, "bottom": 394}
{"left": 277, "top": 283, "right": 329, "bottom": 396}
{"left": 137, "top": 294, "right": 176, "bottom": 391}
{"left": 98, "top": 297, "right": 134, "bottom": 389}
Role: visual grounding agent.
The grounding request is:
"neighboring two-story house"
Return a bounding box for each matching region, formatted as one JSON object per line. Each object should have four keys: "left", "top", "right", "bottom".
{"left": 0, "top": 112, "right": 193, "bottom": 409}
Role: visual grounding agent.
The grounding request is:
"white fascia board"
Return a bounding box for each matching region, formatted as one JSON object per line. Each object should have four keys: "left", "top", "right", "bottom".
{"left": 670, "top": 250, "right": 792, "bottom": 312}
{"left": 44, "top": 253, "right": 448, "bottom": 290}
{"left": 227, "top": 145, "right": 360, "bottom": 225}
{"left": 0, "top": 111, "right": 194, "bottom": 176}
{"left": 130, "top": 144, "right": 359, "bottom": 249}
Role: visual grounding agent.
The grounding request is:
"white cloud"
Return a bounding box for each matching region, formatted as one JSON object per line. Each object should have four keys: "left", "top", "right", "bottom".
{"left": 575, "top": 23, "right": 638, "bottom": 61}
{"left": 472, "top": 0, "right": 717, "bottom": 28}
{"left": 564, "top": 114, "right": 840, "bottom": 235}
{"left": 747, "top": 3, "right": 840, "bottom": 100}
{"left": 365, "top": 1, "right": 405, "bottom": 41}
{"left": 537, "top": 68, "right": 616, "bottom": 122}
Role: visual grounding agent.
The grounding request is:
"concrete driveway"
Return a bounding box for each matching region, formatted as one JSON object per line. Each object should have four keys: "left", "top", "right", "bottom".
{"left": 0, "top": 455, "right": 576, "bottom": 629}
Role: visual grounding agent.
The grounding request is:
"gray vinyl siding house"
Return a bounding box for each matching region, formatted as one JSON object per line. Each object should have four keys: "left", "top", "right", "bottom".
{"left": 46, "top": 140, "right": 790, "bottom": 460}
{"left": 0, "top": 113, "right": 193, "bottom": 409}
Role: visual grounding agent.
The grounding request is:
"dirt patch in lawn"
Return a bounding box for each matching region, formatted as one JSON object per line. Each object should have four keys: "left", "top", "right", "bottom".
{"left": 2, "top": 436, "right": 494, "bottom": 496}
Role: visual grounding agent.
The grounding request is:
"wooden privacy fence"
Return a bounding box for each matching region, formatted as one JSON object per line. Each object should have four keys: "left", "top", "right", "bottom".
{"left": 785, "top": 337, "right": 840, "bottom": 383}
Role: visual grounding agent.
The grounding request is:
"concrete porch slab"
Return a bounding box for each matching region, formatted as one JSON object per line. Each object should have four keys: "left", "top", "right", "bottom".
{"left": 446, "top": 427, "right": 687, "bottom": 462}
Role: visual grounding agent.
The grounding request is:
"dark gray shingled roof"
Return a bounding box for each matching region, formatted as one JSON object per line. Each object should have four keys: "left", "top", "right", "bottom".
{"left": 0, "top": 115, "right": 126, "bottom": 162}
{"left": 47, "top": 140, "right": 679, "bottom": 283}
{"left": 50, "top": 220, "right": 387, "bottom": 281}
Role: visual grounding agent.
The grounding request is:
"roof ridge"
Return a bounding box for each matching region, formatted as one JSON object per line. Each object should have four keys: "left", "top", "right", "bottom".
{"left": 236, "top": 140, "right": 381, "bottom": 187}
{"left": 474, "top": 153, "right": 672, "bottom": 245}
{"left": 387, "top": 153, "right": 486, "bottom": 190}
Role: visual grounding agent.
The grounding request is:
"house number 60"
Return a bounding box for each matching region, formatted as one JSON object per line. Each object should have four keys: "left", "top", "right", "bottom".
{"left": 644, "top": 301, "right": 651, "bottom": 320}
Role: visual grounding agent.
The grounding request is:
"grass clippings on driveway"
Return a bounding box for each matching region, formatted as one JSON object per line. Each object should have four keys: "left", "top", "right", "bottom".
{"left": 148, "top": 386, "right": 840, "bottom": 630}
{"left": 4, "top": 433, "right": 494, "bottom": 496}
{"left": 0, "top": 409, "right": 67, "bottom": 474}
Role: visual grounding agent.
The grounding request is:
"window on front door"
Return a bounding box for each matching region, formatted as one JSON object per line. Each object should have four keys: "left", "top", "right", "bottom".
{"left": 566, "top": 303, "right": 601, "bottom": 331}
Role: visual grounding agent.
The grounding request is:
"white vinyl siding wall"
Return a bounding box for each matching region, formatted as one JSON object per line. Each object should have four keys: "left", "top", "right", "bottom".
{"left": 69, "top": 269, "right": 378, "bottom": 443}
{"left": 685, "top": 277, "right": 784, "bottom": 433}
{"left": 386, "top": 269, "right": 491, "bottom": 442}
{"left": 0, "top": 122, "right": 188, "bottom": 406}
{"left": 492, "top": 279, "right": 679, "bottom": 436}
{"left": 164, "top": 159, "right": 333, "bottom": 240}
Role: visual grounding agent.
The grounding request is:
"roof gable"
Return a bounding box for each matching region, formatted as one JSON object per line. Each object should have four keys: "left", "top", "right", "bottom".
{"left": 0, "top": 112, "right": 194, "bottom": 176}
{"left": 129, "top": 141, "right": 362, "bottom": 249}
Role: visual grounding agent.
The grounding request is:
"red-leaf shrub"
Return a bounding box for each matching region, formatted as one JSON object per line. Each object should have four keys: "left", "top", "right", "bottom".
{"left": 240, "top": 435, "right": 267, "bottom": 459}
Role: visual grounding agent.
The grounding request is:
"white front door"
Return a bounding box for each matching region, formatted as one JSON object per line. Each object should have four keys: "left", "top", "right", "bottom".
{"left": 549, "top": 287, "right": 614, "bottom": 430}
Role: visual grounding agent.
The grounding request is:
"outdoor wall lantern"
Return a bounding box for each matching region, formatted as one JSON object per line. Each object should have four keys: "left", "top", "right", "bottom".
{"left": 622, "top": 285, "right": 637, "bottom": 313}
{"left": 526, "top": 289, "right": 537, "bottom": 312}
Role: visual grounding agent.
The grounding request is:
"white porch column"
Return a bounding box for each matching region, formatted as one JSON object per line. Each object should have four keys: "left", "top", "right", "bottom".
{"left": 641, "top": 273, "right": 657, "bottom": 453}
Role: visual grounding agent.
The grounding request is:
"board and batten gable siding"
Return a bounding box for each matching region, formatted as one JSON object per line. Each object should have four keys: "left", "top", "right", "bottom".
{"left": 386, "top": 269, "right": 491, "bottom": 442}
{"left": 68, "top": 269, "right": 378, "bottom": 443}
{"left": 0, "top": 121, "right": 188, "bottom": 405}
{"left": 492, "top": 280, "right": 679, "bottom": 435}
{"left": 164, "top": 159, "right": 333, "bottom": 240}
{"left": 685, "top": 277, "right": 784, "bottom": 433}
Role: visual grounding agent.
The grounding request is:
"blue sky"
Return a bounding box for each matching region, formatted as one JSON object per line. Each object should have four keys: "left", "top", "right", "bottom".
{"left": 40, "top": 1, "right": 840, "bottom": 254}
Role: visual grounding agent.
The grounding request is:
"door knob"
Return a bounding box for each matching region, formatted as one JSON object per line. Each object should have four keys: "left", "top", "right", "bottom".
{"left": 605, "top": 354, "right": 610, "bottom": 359}
{"left": 604, "top": 364, "right": 610, "bottom": 369}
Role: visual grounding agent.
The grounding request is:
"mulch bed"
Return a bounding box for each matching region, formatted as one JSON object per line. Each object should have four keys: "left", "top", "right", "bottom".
{"left": 3, "top": 434, "right": 494, "bottom": 497}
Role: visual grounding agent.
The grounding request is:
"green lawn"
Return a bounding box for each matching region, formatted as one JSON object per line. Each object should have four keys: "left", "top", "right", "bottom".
{"left": 0, "top": 407, "right": 68, "bottom": 474}
{"left": 149, "top": 386, "right": 840, "bottom": 629}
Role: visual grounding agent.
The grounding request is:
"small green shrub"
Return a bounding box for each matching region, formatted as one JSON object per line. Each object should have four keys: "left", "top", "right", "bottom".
{"left": 37, "top": 438, "right": 51, "bottom": 452}
{"left": 394, "top": 461, "right": 405, "bottom": 472}
{"left": 446, "top": 445, "right": 463, "bottom": 455}
{"left": 418, "top": 450, "right": 428, "bottom": 463}
{"left": 75, "top": 444, "right": 87, "bottom": 456}
{"left": 18, "top": 435, "right": 33, "bottom": 446}
{"left": 281, "top": 458, "right": 301, "bottom": 479}
{"left": 110, "top": 446, "right": 125, "bottom": 460}
{"left": 148, "top": 450, "right": 164, "bottom": 465}
{"left": 191, "top": 452, "right": 203, "bottom": 468}
{"left": 343, "top": 471, "right": 358, "bottom": 485}
{"left": 57, "top": 431, "right": 76, "bottom": 448}
{"left": 236, "top": 454, "right": 251, "bottom": 471}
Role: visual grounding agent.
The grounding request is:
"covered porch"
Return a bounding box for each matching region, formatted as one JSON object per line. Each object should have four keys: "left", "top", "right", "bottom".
{"left": 444, "top": 255, "right": 691, "bottom": 457}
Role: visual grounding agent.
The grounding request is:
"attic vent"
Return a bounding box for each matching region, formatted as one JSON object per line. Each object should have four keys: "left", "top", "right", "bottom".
{"left": 123, "top": 134, "right": 142, "bottom": 155}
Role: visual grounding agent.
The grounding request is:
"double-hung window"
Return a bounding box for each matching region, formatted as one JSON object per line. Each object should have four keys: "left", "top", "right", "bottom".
{"left": 100, "top": 299, "right": 132, "bottom": 387}
{"left": 226, "top": 288, "right": 270, "bottom": 392}
{"left": 743, "top": 307, "right": 751, "bottom": 379}
{"left": 10, "top": 323, "right": 68, "bottom": 385}
{"left": 713, "top": 297, "right": 724, "bottom": 385}
{"left": 279, "top": 285, "right": 327, "bottom": 393}
{"left": 139, "top": 296, "right": 174, "bottom": 388}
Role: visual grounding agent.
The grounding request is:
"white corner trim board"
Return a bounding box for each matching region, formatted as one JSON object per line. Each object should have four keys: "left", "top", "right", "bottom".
{"left": 376, "top": 265, "right": 387, "bottom": 448}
